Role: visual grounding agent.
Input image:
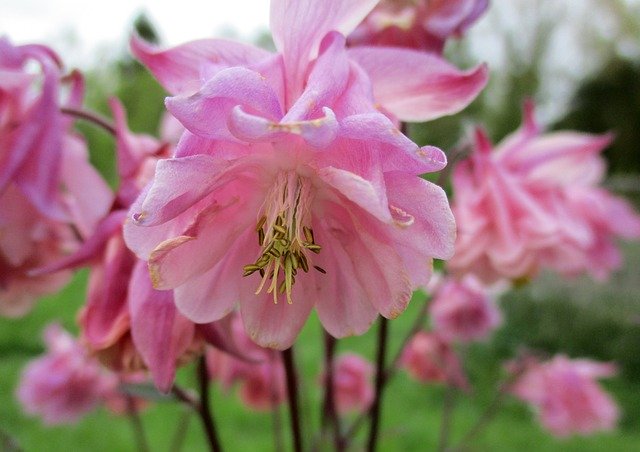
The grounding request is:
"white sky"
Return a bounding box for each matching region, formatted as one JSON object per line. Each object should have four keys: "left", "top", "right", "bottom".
{"left": 0, "top": 0, "right": 270, "bottom": 67}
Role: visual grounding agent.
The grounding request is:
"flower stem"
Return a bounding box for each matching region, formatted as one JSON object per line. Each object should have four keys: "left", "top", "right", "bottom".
{"left": 197, "top": 356, "right": 223, "bottom": 452}
{"left": 282, "top": 347, "right": 304, "bottom": 452}
{"left": 125, "top": 395, "right": 150, "bottom": 452}
{"left": 437, "top": 385, "right": 457, "bottom": 452}
{"left": 366, "top": 317, "right": 389, "bottom": 452}
{"left": 343, "top": 294, "right": 430, "bottom": 446}
{"left": 60, "top": 106, "right": 117, "bottom": 136}
{"left": 321, "top": 332, "right": 344, "bottom": 451}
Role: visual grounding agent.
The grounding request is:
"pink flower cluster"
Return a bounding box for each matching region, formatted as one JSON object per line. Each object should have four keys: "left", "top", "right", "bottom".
{"left": 449, "top": 102, "right": 640, "bottom": 283}
{"left": 510, "top": 355, "right": 619, "bottom": 436}
{"left": 16, "top": 324, "right": 119, "bottom": 424}
{"left": 330, "top": 353, "right": 375, "bottom": 414}
{"left": 0, "top": 38, "right": 111, "bottom": 316}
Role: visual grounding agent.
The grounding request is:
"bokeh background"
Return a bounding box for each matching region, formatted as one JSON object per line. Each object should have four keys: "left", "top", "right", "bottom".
{"left": 1, "top": 0, "right": 639, "bottom": 450}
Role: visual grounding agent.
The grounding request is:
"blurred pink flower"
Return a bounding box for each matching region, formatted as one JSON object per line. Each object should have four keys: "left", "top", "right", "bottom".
{"left": 449, "top": 102, "right": 640, "bottom": 283}
{"left": 207, "top": 314, "right": 286, "bottom": 411}
{"left": 400, "top": 331, "right": 468, "bottom": 388}
{"left": 0, "top": 38, "right": 112, "bottom": 316}
{"left": 16, "top": 324, "right": 117, "bottom": 425}
{"left": 124, "top": 0, "right": 487, "bottom": 349}
{"left": 429, "top": 275, "right": 501, "bottom": 342}
{"left": 510, "top": 355, "right": 619, "bottom": 437}
{"left": 331, "top": 353, "right": 374, "bottom": 414}
{"left": 348, "top": 0, "right": 489, "bottom": 53}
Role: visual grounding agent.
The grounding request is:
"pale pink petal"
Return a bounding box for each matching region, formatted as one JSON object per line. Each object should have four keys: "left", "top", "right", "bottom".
{"left": 270, "top": 0, "right": 379, "bottom": 103}
{"left": 130, "top": 35, "right": 270, "bottom": 95}
{"left": 128, "top": 261, "right": 195, "bottom": 392}
{"left": 348, "top": 47, "right": 488, "bottom": 122}
{"left": 166, "top": 66, "right": 283, "bottom": 141}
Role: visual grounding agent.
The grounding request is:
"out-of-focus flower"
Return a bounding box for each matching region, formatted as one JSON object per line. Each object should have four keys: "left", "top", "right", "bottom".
{"left": 509, "top": 355, "right": 619, "bottom": 437}
{"left": 207, "top": 314, "right": 286, "bottom": 411}
{"left": 125, "top": 0, "right": 488, "bottom": 349}
{"left": 0, "top": 38, "right": 112, "bottom": 316}
{"left": 16, "top": 324, "right": 117, "bottom": 424}
{"left": 400, "top": 331, "right": 467, "bottom": 388}
{"left": 448, "top": 102, "right": 640, "bottom": 283}
{"left": 429, "top": 275, "right": 501, "bottom": 342}
{"left": 35, "top": 100, "right": 210, "bottom": 392}
{"left": 348, "top": 0, "right": 489, "bottom": 53}
{"left": 330, "top": 353, "right": 374, "bottom": 414}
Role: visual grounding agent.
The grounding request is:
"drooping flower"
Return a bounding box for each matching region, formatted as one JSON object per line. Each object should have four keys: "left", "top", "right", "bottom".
{"left": 448, "top": 101, "right": 640, "bottom": 283}
{"left": 35, "top": 100, "right": 227, "bottom": 392}
{"left": 348, "top": 0, "right": 489, "bottom": 53}
{"left": 400, "top": 331, "right": 468, "bottom": 388}
{"left": 16, "top": 324, "right": 118, "bottom": 425}
{"left": 429, "top": 275, "right": 502, "bottom": 342}
{"left": 0, "top": 38, "right": 112, "bottom": 316}
{"left": 329, "top": 353, "right": 375, "bottom": 414}
{"left": 509, "top": 354, "right": 619, "bottom": 437}
{"left": 125, "top": 0, "right": 487, "bottom": 349}
{"left": 206, "top": 314, "right": 286, "bottom": 411}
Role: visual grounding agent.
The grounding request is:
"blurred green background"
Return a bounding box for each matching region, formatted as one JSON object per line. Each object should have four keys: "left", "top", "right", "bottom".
{"left": 2, "top": 2, "right": 640, "bottom": 450}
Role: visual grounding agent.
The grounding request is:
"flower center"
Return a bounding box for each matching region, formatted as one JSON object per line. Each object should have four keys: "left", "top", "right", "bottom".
{"left": 242, "top": 172, "right": 324, "bottom": 304}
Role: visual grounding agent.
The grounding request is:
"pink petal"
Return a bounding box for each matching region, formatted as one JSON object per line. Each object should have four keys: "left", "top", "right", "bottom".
{"left": 148, "top": 196, "right": 257, "bottom": 290}
{"left": 384, "top": 171, "right": 456, "bottom": 260}
{"left": 239, "top": 277, "right": 314, "bottom": 350}
{"left": 131, "top": 155, "right": 231, "bottom": 226}
{"left": 130, "top": 35, "right": 270, "bottom": 95}
{"left": 229, "top": 106, "right": 339, "bottom": 148}
{"left": 270, "top": 0, "right": 379, "bottom": 103}
{"left": 128, "top": 261, "right": 195, "bottom": 392}
{"left": 173, "top": 230, "right": 255, "bottom": 323}
{"left": 348, "top": 47, "right": 488, "bottom": 122}
{"left": 166, "top": 66, "right": 283, "bottom": 141}
{"left": 312, "top": 228, "right": 379, "bottom": 337}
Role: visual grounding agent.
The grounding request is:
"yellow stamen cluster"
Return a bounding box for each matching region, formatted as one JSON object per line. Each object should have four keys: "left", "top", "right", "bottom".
{"left": 242, "top": 174, "right": 325, "bottom": 304}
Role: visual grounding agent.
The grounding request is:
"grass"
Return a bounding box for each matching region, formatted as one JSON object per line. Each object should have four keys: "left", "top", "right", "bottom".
{"left": 2, "top": 266, "right": 640, "bottom": 452}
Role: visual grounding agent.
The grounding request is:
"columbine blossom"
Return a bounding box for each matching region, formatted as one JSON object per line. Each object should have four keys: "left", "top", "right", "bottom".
{"left": 125, "top": 0, "right": 487, "bottom": 349}
{"left": 400, "top": 331, "right": 468, "bottom": 388}
{"left": 509, "top": 355, "right": 619, "bottom": 437}
{"left": 16, "top": 324, "right": 118, "bottom": 424}
{"left": 348, "top": 0, "right": 489, "bottom": 53}
{"left": 330, "top": 353, "right": 374, "bottom": 414}
{"left": 448, "top": 102, "right": 640, "bottom": 283}
{"left": 429, "top": 275, "right": 502, "bottom": 342}
{"left": 0, "top": 38, "right": 112, "bottom": 316}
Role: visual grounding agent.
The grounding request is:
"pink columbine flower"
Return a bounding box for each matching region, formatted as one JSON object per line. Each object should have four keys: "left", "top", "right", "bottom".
{"left": 429, "top": 275, "right": 502, "bottom": 342}
{"left": 448, "top": 101, "right": 640, "bottom": 283}
{"left": 509, "top": 355, "right": 619, "bottom": 437}
{"left": 331, "top": 353, "right": 375, "bottom": 414}
{"left": 0, "top": 38, "right": 112, "bottom": 315}
{"left": 400, "top": 331, "right": 468, "bottom": 388}
{"left": 16, "top": 324, "right": 118, "bottom": 425}
{"left": 35, "top": 100, "right": 222, "bottom": 392}
{"left": 207, "top": 314, "right": 286, "bottom": 411}
{"left": 125, "top": 0, "right": 488, "bottom": 349}
{"left": 348, "top": 0, "right": 489, "bottom": 53}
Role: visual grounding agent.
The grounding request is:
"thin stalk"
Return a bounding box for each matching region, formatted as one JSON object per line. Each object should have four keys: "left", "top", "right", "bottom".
{"left": 282, "top": 347, "right": 304, "bottom": 452}
{"left": 197, "top": 356, "right": 223, "bottom": 452}
{"left": 125, "top": 395, "right": 150, "bottom": 452}
{"left": 343, "top": 294, "right": 430, "bottom": 445}
{"left": 270, "top": 353, "right": 285, "bottom": 452}
{"left": 366, "top": 317, "right": 389, "bottom": 452}
{"left": 321, "top": 333, "right": 344, "bottom": 451}
{"left": 437, "top": 385, "right": 457, "bottom": 452}
{"left": 169, "top": 410, "right": 192, "bottom": 452}
{"left": 60, "top": 106, "right": 116, "bottom": 136}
